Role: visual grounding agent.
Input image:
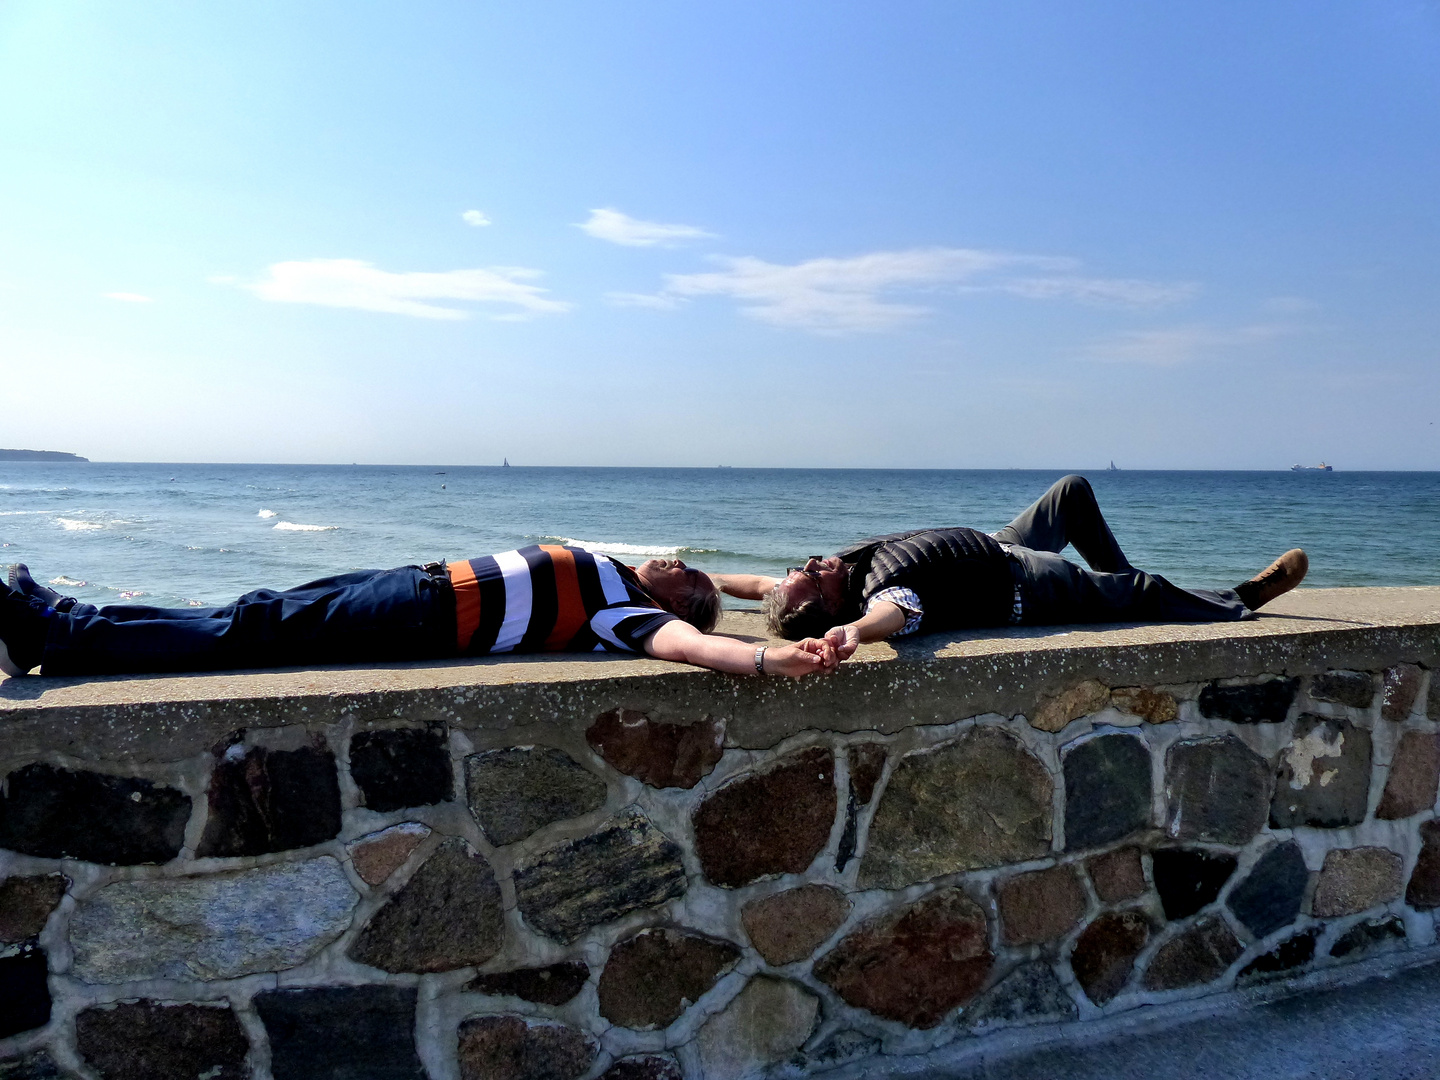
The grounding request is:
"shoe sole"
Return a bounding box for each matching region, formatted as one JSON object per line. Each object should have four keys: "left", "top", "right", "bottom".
{"left": 0, "top": 638, "right": 28, "bottom": 677}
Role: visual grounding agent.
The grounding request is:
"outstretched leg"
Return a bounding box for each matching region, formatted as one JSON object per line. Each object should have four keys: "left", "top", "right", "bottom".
{"left": 991, "top": 475, "right": 1132, "bottom": 572}
{"left": 1009, "top": 548, "right": 1250, "bottom": 624}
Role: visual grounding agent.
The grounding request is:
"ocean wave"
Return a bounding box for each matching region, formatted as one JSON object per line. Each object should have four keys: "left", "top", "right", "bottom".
{"left": 273, "top": 521, "right": 338, "bottom": 532}
{"left": 118, "top": 590, "right": 144, "bottom": 599}
{"left": 50, "top": 576, "right": 86, "bottom": 587}
{"left": 56, "top": 518, "right": 104, "bottom": 531}
{"left": 257, "top": 509, "right": 277, "bottom": 518}
{"left": 548, "top": 537, "right": 722, "bottom": 558}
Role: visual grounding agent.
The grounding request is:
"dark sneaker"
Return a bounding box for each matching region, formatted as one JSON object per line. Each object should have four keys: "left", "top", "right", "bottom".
{"left": 0, "top": 583, "right": 53, "bottom": 677}
{"left": 7, "top": 563, "right": 74, "bottom": 612}
{"left": 1235, "top": 549, "right": 1309, "bottom": 611}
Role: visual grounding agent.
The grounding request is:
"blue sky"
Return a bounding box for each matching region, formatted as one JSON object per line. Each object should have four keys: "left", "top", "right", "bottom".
{"left": 2, "top": 1, "right": 1438, "bottom": 468}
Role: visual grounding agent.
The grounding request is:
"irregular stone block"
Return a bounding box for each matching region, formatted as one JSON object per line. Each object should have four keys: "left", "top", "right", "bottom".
{"left": 1164, "top": 736, "right": 1270, "bottom": 844}
{"left": 0, "top": 942, "right": 50, "bottom": 1039}
{"left": 1237, "top": 928, "right": 1320, "bottom": 982}
{"left": 1198, "top": 677, "right": 1298, "bottom": 724}
{"left": 1225, "top": 841, "right": 1308, "bottom": 937}
{"left": 814, "top": 887, "right": 992, "bottom": 1029}
{"left": 997, "top": 865, "right": 1087, "bottom": 945}
{"left": 1270, "top": 715, "right": 1371, "bottom": 829}
{"left": 256, "top": 986, "right": 424, "bottom": 1080}
{"left": 0, "top": 874, "right": 67, "bottom": 944}
{"left": 456, "top": 1015, "right": 595, "bottom": 1080}
{"left": 0, "top": 763, "right": 189, "bottom": 865}
{"left": 75, "top": 1001, "right": 248, "bottom": 1080}
{"left": 1309, "top": 671, "right": 1376, "bottom": 709}
{"left": 598, "top": 927, "right": 741, "bottom": 1029}
{"left": 1031, "top": 679, "right": 1110, "bottom": 733}
{"left": 1142, "top": 916, "right": 1243, "bottom": 991}
{"left": 1111, "top": 686, "right": 1179, "bottom": 724}
{"left": 1152, "top": 848, "right": 1237, "bottom": 921}
{"left": 71, "top": 857, "right": 357, "bottom": 982}
{"left": 466, "top": 747, "right": 608, "bottom": 846}
{"left": 349, "top": 839, "right": 504, "bottom": 973}
{"left": 788, "top": 1030, "right": 880, "bottom": 1071}
{"left": 741, "top": 884, "right": 851, "bottom": 965}
{"left": 694, "top": 976, "right": 819, "bottom": 1080}
{"left": 598, "top": 1055, "right": 682, "bottom": 1080}
{"left": 1312, "top": 847, "right": 1403, "bottom": 917}
{"left": 1088, "top": 847, "right": 1146, "bottom": 903}
{"left": 848, "top": 743, "right": 887, "bottom": 803}
{"left": 349, "top": 727, "right": 453, "bottom": 811}
{"left": 966, "top": 961, "right": 1078, "bottom": 1030}
{"left": 467, "top": 961, "right": 590, "bottom": 1006}
{"left": 1063, "top": 733, "right": 1152, "bottom": 851}
{"left": 1430, "top": 675, "right": 1440, "bottom": 721}
{"left": 0, "top": 1050, "right": 65, "bottom": 1079}
{"left": 1376, "top": 731, "right": 1440, "bottom": 819}
{"left": 1330, "top": 915, "right": 1407, "bottom": 958}
{"left": 1404, "top": 819, "right": 1440, "bottom": 910}
{"left": 347, "top": 822, "right": 431, "bottom": 885}
{"left": 196, "top": 742, "right": 341, "bottom": 858}
{"left": 1381, "top": 663, "right": 1424, "bottom": 721}
{"left": 1070, "top": 910, "right": 1151, "bottom": 1005}
{"left": 585, "top": 708, "right": 724, "bottom": 789}
{"left": 692, "top": 747, "right": 835, "bottom": 888}
{"left": 514, "top": 807, "right": 688, "bottom": 943}
{"left": 859, "top": 728, "right": 1052, "bottom": 890}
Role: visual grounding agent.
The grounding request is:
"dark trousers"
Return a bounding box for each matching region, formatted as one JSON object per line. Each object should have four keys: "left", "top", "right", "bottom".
{"left": 41, "top": 567, "right": 455, "bottom": 676}
{"left": 991, "top": 475, "right": 1249, "bottom": 624}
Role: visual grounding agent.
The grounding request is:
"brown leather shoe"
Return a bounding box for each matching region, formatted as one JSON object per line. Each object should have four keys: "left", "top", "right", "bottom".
{"left": 1235, "top": 549, "right": 1308, "bottom": 611}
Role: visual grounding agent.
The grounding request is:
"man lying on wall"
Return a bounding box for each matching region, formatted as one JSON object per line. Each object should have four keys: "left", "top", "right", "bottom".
{"left": 707, "top": 475, "right": 1309, "bottom": 661}
{"left": 0, "top": 546, "right": 835, "bottom": 679}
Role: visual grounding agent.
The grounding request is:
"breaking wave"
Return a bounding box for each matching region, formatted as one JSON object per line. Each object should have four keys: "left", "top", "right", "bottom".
{"left": 273, "top": 521, "right": 338, "bottom": 532}
{"left": 257, "top": 509, "right": 277, "bottom": 518}
{"left": 56, "top": 518, "right": 104, "bottom": 531}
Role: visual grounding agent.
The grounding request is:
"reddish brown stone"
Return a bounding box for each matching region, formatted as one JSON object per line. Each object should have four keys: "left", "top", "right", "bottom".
{"left": 1382, "top": 664, "right": 1424, "bottom": 721}
{"left": 466, "top": 962, "right": 590, "bottom": 1006}
{"left": 0, "top": 874, "right": 68, "bottom": 944}
{"left": 597, "top": 928, "right": 741, "bottom": 1030}
{"left": 1070, "top": 910, "right": 1152, "bottom": 1005}
{"left": 1376, "top": 731, "right": 1440, "bottom": 820}
{"left": 1142, "top": 916, "right": 1243, "bottom": 991}
{"left": 813, "top": 887, "right": 992, "bottom": 1029}
{"left": 76, "top": 1001, "right": 248, "bottom": 1080}
{"left": 692, "top": 747, "right": 836, "bottom": 887}
{"left": 1311, "top": 847, "right": 1403, "bottom": 917}
{"left": 347, "top": 822, "right": 431, "bottom": 886}
{"left": 741, "top": 884, "right": 851, "bottom": 965}
{"left": 586, "top": 709, "right": 724, "bottom": 789}
{"left": 456, "top": 1016, "right": 595, "bottom": 1080}
{"left": 1405, "top": 820, "right": 1440, "bottom": 910}
{"left": 997, "top": 865, "right": 1087, "bottom": 945}
{"left": 1088, "top": 847, "right": 1146, "bottom": 903}
{"left": 1032, "top": 680, "right": 1110, "bottom": 733}
{"left": 1111, "top": 686, "right": 1179, "bottom": 724}
{"left": 847, "top": 744, "right": 887, "bottom": 804}
{"left": 599, "top": 1055, "right": 682, "bottom": 1080}
{"left": 197, "top": 740, "right": 340, "bottom": 858}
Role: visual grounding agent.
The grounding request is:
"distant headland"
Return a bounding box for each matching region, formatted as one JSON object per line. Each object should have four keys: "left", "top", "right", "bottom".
{"left": 0, "top": 448, "right": 89, "bottom": 462}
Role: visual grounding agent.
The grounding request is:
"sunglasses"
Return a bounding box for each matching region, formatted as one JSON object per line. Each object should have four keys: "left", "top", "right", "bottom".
{"left": 785, "top": 557, "right": 827, "bottom": 582}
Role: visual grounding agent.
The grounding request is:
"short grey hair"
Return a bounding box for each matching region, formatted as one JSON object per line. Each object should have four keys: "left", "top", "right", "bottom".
{"left": 762, "top": 582, "right": 841, "bottom": 640}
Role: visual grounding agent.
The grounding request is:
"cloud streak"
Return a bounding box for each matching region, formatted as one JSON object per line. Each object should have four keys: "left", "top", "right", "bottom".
{"left": 1082, "top": 322, "right": 1300, "bottom": 365}
{"left": 462, "top": 210, "right": 492, "bottom": 226}
{"left": 579, "top": 208, "right": 716, "bottom": 247}
{"left": 241, "top": 259, "right": 569, "bottom": 320}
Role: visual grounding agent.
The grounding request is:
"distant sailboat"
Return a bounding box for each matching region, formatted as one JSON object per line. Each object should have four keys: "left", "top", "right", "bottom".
{"left": 1107, "top": 460, "right": 1119, "bottom": 471}
{"left": 502, "top": 458, "right": 510, "bottom": 468}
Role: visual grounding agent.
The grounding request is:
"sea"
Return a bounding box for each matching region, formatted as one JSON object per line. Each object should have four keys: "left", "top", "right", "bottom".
{"left": 1, "top": 463, "right": 1437, "bottom": 611}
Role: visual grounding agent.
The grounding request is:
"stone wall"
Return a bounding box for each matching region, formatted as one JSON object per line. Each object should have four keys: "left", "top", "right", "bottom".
{"left": 2, "top": 590, "right": 1439, "bottom": 1080}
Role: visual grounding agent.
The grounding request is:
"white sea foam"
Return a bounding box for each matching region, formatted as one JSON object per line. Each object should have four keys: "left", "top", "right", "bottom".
{"left": 257, "top": 509, "right": 277, "bottom": 518}
{"left": 118, "top": 590, "right": 144, "bottom": 599}
{"left": 56, "top": 518, "right": 104, "bottom": 531}
{"left": 273, "top": 521, "right": 338, "bottom": 532}
{"left": 558, "top": 537, "right": 680, "bottom": 557}
{"left": 50, "top": 576, "right": 86, "bottom": 587}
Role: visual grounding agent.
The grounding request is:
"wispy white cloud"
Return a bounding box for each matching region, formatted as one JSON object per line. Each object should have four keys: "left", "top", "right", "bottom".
{"left": 1082, "top": 322, "right": 1300, "bottom": 365}
{"left": 103, "top": 292, "right": 153, "bottom": 303}
{"left": 631, "top": 247, "right": 1186, "bottom": 334}
{"left": 579, "top": 208, "right": 716, "bottom": 247}
{"left": 239, "top": 258, "right": 570, "bottom": 321}
{"left": 462, "top": 210, "right": 492, "bottom": 227}
{"left": 604, "top": 291, "right": 685, "bottom": 310}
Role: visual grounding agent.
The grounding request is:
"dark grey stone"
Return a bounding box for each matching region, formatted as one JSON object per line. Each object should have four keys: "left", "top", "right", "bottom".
{"left": 1330, "top": 915, "right": 1407, "bottom": 958}
{"left": 350, "top": 727, "right": 453, "bottom": 811}
{"left": 467, "top": 961, "right": 590, "bottom": 1005}
{"left": 1063, "top": 733, "right": 1152, "bottom": 851}
{"left": 1309, "top": 671, "right": 1376, "bottom": 708}
{"left": 1227, "top": 841, "right": 1309, "bottom": 938}
{"left": 349, "top": 838, "right": 505, "bottom": 973}
{"left": 1237, "top": 928, "right": 1320, "bottom": 982}
{"left": 196, "top": 742, "right": 341, "bottom": 858}
{"left": 466, "top": 747, "right": 608, "bottom": 846}
{"left": 967, "top": 961, "right": 1078, "bottom": 1029}
{"left": 1165, "top": 736, "right": 1271, "bottom": 844}
{"left": 0, "top": 1051, "right": 67, "bottom": 1080}
{"left": 790, "top": 1030, "right": 882, "bottom": 1071}
{"left": 0, "top": 942, "right": 50, "bottom": 1039}
{"left": 1142, "top": 916, "right": 1244, "bottom": 991}
{"left": 0, "top": 763, "right": 189, "bottom": 865}
{"left": 1153, "top": 848, "right": 1237, "bottom": 921}
{"left": 514, "top": 807, "right": 688, "bottom": 943}
{"left": 76, "top": 1001, "right": 248, "bottom": 1080}
{"left": 1270, "top": 715, "right": 1371, "bottom": 829}
{"left": 1198, "top": 678, "right": 1299, "bottom": 723}
{"left": 599, "top": 1055, "right": 682, "bottom": 1080}
{"left": 255, "top": 985, "right": 425, "bottom": 1080}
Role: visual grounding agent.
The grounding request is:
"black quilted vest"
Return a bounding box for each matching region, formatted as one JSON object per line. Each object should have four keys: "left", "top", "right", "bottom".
{"left": 833, "top": 527, "right": 1014, "bottom": 631}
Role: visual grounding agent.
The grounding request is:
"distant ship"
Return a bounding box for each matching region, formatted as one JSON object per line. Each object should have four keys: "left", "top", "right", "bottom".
{"left": 1291, "top": 462, "right": 1333, "bottom": 472}
{"left": 502, "top": 458, "right": 510, "bottom": 468}
{"left": 1107, "top": 460, "right": 1119, "bottom": 471}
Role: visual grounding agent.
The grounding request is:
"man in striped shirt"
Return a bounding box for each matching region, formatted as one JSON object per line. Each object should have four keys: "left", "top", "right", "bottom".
{"left": 1, "top": 546, "right": 836, "bottom": 679}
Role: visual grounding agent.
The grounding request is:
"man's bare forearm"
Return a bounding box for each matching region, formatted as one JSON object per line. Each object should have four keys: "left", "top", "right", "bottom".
{"left": 706, "top": 573, "right": 779, "bottom": 601}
